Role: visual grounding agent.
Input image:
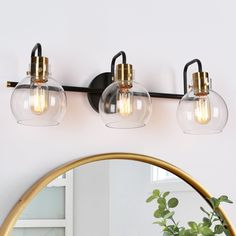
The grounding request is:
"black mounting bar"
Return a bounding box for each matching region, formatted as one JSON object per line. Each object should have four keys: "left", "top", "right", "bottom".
{"left": 6, "top": 81, "right": 183, "bottom": 99}
{"left": 183, "top": 59, "right": 202, "bottom": 94}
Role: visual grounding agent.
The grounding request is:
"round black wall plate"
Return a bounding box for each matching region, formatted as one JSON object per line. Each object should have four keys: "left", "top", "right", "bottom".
{"left": 87, "top": 72, "right": 113, "bottom": 112}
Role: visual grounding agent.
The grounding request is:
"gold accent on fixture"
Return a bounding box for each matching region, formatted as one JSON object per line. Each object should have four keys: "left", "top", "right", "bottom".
{"left": 28, "top": 57, "right": 49, "bottom": 83}
{"left": 0, "top": 153, "right": 235, "bottom": 236}
{"left": 116, "top": 64, "right": 133, "bottom": 88}
{"left": 192, "top": 72, "right": 209, "bottom": 96}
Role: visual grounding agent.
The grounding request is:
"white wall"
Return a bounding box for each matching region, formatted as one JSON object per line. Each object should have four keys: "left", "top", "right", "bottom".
{"left": 0, "top": 0, "right": 235, "bottom": 230}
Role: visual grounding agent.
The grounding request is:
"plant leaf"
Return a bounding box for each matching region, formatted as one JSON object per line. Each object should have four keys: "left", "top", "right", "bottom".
{"left": 200, "top": 226, "right": 214, "bottom": 236}
{"left": 203, "top": 217, "right": 211, "bottom": 227}
{"left": 161, "top": 210, "right": 170, "bottom": 218}
{"left": 153, "top": 220, "right": 166, "bottom": 226}
{"left": 200, "top": 207, "right": 210, "bottom": 216}
{"left": 168, "top": 197, "right": 179, "bottom": 208}
{"left": 163, "top": 191, "right": 170, "bottom": 198}
{"left": 158, "top": 197, "right": 166, "bottom": 205}
{"left": 188, "top": 221, "right": 198, "bottom": 231}
{"left": 146, "top": 195, "right": 156, "bottom": 203}
{"left": 163, "top": 211, "right": 175, "bottom": 220}
{"left": 218, "top": 195, "right": 233, "bottom": 204}
{"left": 153, "top": 189, "right": 160, "bottom": 196}
{"left": 214, "top": 224, "right": 224, "bottom": 234}
{"left": 209, "top": 197, "right": 219, "bottom": 209}
{"left": 154, "top": 209, "right": 163, "bottom": 218}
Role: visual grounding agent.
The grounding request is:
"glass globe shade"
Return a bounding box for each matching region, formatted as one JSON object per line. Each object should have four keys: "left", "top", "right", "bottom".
{"left": 176, "top": 89, "right": 228, "bottom": 134}
{"left": 99, "top": 81, "right": 152, "bottom": 128}
{"left": 10, "top": 76, "right": 67, "bottom": 126}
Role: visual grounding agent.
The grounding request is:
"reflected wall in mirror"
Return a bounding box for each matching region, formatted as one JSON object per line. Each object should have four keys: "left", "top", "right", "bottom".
{"left": 1, "top": 153, "right": 235, "bottom": 236}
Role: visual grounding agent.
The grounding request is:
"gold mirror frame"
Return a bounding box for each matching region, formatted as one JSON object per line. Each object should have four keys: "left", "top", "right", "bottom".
{"left": 0, "top": 153, "right": 235, "bottom": 236}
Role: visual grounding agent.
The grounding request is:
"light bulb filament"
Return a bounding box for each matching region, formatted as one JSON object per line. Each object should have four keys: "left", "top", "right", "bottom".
{"left": 117, "top": 89, "right": 133, "bottom": 116}
{"left": 30, "top": 83, "right": 49, "bottom": 115}
{"left": 194, "top": 96, "right": 211, "bottom": 124}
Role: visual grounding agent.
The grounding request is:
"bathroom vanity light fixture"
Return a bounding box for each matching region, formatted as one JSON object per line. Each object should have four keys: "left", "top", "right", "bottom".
{"left": 10, "top": 43, "right": 67, "bottom": 126}
{"left": 7, "top": 44, "right": 228, "bottom": 133}
{"left": 176, "top": 59, "right": 228, "bottom": 134}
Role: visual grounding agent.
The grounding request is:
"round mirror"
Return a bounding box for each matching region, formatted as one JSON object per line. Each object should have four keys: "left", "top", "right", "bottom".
{"left": 0, "top": 153, "right": 235, "bottom": 236}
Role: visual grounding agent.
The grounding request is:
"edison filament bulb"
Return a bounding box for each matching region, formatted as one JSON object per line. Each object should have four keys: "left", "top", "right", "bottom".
{"left": 30, "top": 82, "right": 49, "bottom": 115}
{"left": 177, "top": 72, "right": 228, "bottom": 134}
{"left": 117, "top": 87, "right": 133, "bottom": 116}
{"left": 99, "top": 64, "right": 152, "bottom": 128}
{"left": 194, "top": 96, "right": 211, "bottom": 124}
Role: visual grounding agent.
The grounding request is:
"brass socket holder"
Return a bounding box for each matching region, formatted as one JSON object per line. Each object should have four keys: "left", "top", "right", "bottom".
{"left": 28, "top": 57, "right": 49, "bottom": 83}
{"left": 116, "top": 64, "right": 133, "bottom": 88}
{"left": 192, "top": 72, "right": 209, "bottom": 96}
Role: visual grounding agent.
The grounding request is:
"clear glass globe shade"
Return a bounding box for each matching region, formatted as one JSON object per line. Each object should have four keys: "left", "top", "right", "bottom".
{"left": 176, "top": 89, "right": 228, "bottom": 134}
{"left": 99, "top": 81, "right": 152, "bottom": 128}
{"left": 10, "top": 76, "right": 67, "bottom": 126}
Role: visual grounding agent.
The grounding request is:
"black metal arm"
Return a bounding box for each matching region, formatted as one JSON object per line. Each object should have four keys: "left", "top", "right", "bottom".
{"left": 31, "top": 43, "right": 42, "bottom": 57}
{"left": 183, "top": 59, "right": 202, "bottom": 94}
{"left": 111, "top": 51, "right": 127, "bottom": 79}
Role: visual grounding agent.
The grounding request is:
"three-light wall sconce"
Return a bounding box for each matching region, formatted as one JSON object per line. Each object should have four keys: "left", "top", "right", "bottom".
{"left": 7, "top": 43, "right": 228, "bottom": 134}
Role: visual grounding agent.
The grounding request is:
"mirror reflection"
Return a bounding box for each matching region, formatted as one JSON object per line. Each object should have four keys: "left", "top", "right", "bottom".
{"left": 11, "top": 160, "right": 226, "bottom": 236}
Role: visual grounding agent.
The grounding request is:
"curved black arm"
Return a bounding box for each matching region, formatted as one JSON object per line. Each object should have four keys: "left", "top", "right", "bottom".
{"left": 111, "top": 51, "right": 127, "bottom": 79}
{"left": 31, "top": 43, "right": 42, "bottom": 57}
{"left": 183, "top": 59, "right": 202, "bottom": 94}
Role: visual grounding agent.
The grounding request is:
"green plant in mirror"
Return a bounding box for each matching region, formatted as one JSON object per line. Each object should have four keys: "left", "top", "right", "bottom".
{"left": 146, "top": 189, "right": 233, "bottom": 236}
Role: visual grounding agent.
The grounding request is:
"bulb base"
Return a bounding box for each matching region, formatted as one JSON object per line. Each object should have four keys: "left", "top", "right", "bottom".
{"left": 116, "top": 64, "right": 133, "bottom": 88}
{"left": 28, "top": 57, "right": 49, "bottom": 83}
{"left": 192, "top": 72, "right": 209, "bottom": 96}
